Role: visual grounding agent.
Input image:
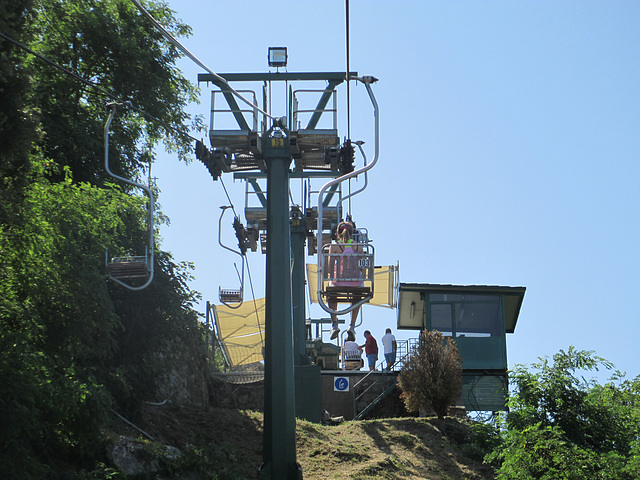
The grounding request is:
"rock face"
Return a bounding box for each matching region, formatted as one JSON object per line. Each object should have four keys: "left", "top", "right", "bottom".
{"left": 108, "top": 436, "right": 182, "bottom": 476}
{"left": 154, "top": 338, "right": 210, "bottom": 406}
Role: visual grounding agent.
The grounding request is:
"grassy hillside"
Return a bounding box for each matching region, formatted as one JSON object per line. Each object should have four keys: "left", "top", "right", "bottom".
{"left": 109, "top": 403, "right": 496, "bottom": 479}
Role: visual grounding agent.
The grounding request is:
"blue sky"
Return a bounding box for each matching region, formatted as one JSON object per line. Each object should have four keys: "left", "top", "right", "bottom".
{"left": 153, "top": 1, "right": 640, "bottom": 379}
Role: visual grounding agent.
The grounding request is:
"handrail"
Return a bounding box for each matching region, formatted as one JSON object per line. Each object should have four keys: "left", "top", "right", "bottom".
{"left": 316, "top": 76, "right": 379, "bottom": 316}
{"left": 292, "top": 88, "right": 338, "bottom": 131}
{"left": 104, "top": 102, "right": 154, "bottom": 290}
{"left": 353, "top": 341, "right": 413, "bottom": 396}
{"left": 210, "top": 89, "right": 259, "bottom": 133}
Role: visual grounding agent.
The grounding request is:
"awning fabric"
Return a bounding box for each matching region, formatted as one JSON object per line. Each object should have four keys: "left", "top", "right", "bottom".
{"left": 211, "top": 264, "right": 397, "bottom": 368}
{"left": 306, "top": 263, "right": 398, "bottom": 308}
{"left": 212, "top": 298, "right": 265, "bottom": 367}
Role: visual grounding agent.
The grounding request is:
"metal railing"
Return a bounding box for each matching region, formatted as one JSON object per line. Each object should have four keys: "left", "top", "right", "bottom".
{"left": 352, "top": 338, "right": 419, "bottom": 419}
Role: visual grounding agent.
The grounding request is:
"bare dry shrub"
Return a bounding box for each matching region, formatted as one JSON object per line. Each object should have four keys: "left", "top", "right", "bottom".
{"left": 398, "top": 330, "right": 463, "bottom": 420}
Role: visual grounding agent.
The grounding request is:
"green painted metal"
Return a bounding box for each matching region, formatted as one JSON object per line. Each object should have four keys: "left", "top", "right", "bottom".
{"left": 248, "top": 178, "right": 268, "bottom": 208}
{"left": 425, "top": 293, "right": 506, "bottom": 370}
{"left": 199, "top": 71, "right": 357, "bottom": 83}
{"left": 290, "top": 208, "right": 309, "bottom": 366}
{"left": 234, "top": 171, "right": 341, "bottom": 180}
{"left": 259, "top": 129, "right": 301, "bottom": 479}
{"left": 455, "top": 337, "right": 506, "bottom": 370}
{"left": 354, "top": 378, "right": 398, "bottom": 420}
{"left": 218, "top": 83, "right": 251, "bottom": 131}
{"left": 461, "top": 372, "right": 508, "bottom": 411}
{"left": 306, "top": 79, "right": 341, "bottom": 130}
{"left": 295, "top": 364, "right": 322, "bottom": 423}
{"left": 322, "top": 183, "right": 341, "bottom": 207}
{"left": 209, "top": 68, "right": 367, "bottom": 478}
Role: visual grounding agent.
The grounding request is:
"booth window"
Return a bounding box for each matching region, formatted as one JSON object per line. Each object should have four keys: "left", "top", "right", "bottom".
{"left": 427, "top": 294, "right": 501, "bottom": 338}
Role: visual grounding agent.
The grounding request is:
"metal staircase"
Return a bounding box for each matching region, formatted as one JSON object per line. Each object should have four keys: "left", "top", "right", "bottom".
{"left": 354, "top": 373, "right": 398, "bottom": 420}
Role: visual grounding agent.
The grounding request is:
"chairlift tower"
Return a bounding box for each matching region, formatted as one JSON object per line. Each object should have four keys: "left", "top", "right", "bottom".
{"left": 198, "top": 55, "right": 368, "bottom": 478}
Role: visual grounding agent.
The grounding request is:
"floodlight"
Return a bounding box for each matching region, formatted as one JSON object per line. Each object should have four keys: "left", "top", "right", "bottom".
{"left": 268, "top": 47, "right": 287, "bottom": 67}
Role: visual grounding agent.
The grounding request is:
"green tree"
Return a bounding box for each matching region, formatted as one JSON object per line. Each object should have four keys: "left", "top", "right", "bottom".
{"left": 488, "top": 347, "right": 640, "bottom": 479}
{"left": 0, "top": 160, "right": 207, "bottom": 477}
{"left": 26, "top": 0, "right": 201, "bottom": 185}
{"left": 0, "top": 2, "right": 210, "bottom": 475}
{"left": 0, "top": 0, "right": 37, "bottom": 225}
{"left": 397, "top": 329, "right": 463, "bottom": 421}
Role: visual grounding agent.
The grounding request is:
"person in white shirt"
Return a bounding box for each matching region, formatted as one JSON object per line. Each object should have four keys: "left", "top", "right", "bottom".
{"left": 342, "top": 330, "right": 363, "bottom": 370}
{"left": 381, "top": 328, "right": 397, "bottom": 371}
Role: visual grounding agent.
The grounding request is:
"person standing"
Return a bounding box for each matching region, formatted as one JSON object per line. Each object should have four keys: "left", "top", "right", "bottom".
{"left": 361, "top": 330, "right": 378, "bottom": 371}
{"left": 381, "top": 328, "right": 397, "bottom": 371}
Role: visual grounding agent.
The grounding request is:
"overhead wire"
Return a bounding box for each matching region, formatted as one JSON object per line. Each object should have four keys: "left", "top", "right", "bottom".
{"left": 345, "top": 0, "right": 351, "bottom": 141}
{"left": 0, "top": 30, "right": 198, "bottom": 144}
{"left": 130, "top": 0, "right": 279, "bottom": 329}
{"left": 130, "top": 0, "right": 276, "bottom": 122}
{"left": 244, "top": 256, "right": 264, "bottom": 346}
{"left": 4, "top": 9, "right": 267, "bottom": 325}
{"left": 345, "top": 0, "right": 353, "bottom": 217}
{"left": 219, "top": 176, "right": 238, "bottom": 219}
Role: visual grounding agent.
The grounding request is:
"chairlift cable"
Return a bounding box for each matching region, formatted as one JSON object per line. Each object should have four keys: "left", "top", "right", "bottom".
{"left": 245, "top": 256, "right": 265, "bottom": 346}
{"left": 345, "top": 0, "right": 351, "bottom": 140}
{"left": 345, "top": 0, "right": 354, "bottom": 218}
{"left": 0, "top": 30, "right": 198, "bottom": 143}
{"left": 129, "top": 1, "right": 267, "bottom": 324}
{"left": 219, "top": 176, "right": 238, "bottom": 218}
{"left": 130, "top": 0, "right": 276, "bottom": 122}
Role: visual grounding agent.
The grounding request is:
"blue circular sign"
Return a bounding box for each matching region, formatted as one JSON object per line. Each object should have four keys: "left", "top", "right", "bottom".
{"left": 334, "top": 376, "right": 349, "bottom": 392}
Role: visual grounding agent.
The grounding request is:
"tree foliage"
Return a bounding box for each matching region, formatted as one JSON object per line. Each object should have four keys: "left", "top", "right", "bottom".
{"left": 488, "top": 347, "right": 640, "bottom": 479}
{"left": 0, "top": 0, "right": 37, "bottom": 225}
{"left": 0, "top": 161, "right": 205, "bottom": 477}
{"left": 26, "top": 0, "right": 201, "bottom": 185}
{"left": 0, "top": 1, "right": 209, "bottom": 477}
{"left": 397, "top": 330, "right": 463, "bottom": 420}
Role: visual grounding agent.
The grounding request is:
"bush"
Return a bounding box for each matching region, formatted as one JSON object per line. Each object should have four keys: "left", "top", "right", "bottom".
{"left": 397, "top": 330, "right": 463, "bottom": 420}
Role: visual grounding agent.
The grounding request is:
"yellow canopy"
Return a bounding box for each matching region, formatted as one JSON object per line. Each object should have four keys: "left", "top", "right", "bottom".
{"left": 212, "top": 298, "right": 265, "bottom": 367}
{"left": 306, "top": 263, "right": 398, "bottom": 308}
{"left": 212, "top": 264, "right": 397, "bottom": 367}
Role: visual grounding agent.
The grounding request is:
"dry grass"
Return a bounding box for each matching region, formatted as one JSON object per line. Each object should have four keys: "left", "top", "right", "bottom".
{"left": 130, "top": 403, "right": 495, "bottom": 479}
{"left": 297, "top": 417, "right": 494, "bottom": 480}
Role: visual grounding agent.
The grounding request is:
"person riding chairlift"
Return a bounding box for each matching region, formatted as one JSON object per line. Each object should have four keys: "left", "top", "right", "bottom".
{"left": 328, "top": 220, "right": 364, "bottom": 340}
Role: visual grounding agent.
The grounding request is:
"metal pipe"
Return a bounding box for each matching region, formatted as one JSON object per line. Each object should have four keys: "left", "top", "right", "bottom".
{"left": 316, "top": 76, "right": 379, "bottom": 316}
{"left": 104, "top": 103, "right": 154, "bottom": 290}
{"left": 340, "top": 141, "right": 368, "bottom": 206}
{"left": 217, "top": 206, "right": 244, "bottom": 309}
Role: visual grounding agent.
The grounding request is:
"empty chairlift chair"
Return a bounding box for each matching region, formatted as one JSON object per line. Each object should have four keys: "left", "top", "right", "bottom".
{"left": 217, "top": 206, "right": 245, "bottom": 308}
{"left": 103, "top": 102, "right": 154, "bottom": 290}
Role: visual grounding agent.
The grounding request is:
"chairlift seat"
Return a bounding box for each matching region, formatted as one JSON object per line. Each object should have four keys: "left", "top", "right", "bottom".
{"left": 324, "top": 286, "right": 372, "bottom": 304}
{"left": 219, "top": 288, "right": 242, "bottom": 304}
{"left": 107, "top": 256, "right": 149, "bottom": 279}
{"left": 320, "top": 243, "right": 375, "bottom": 304}
{"left": 342, "top": 348, "right": 363, "bottom": 371}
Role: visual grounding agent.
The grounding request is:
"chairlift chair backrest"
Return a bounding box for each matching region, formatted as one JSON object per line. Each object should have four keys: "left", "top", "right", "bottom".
{"left": 104, "top": 102, "right": 155, "bottom": 291}
{"left": 320, "top": 241, "right": 375, "bottom": 306}
{"left": 352, "top": 227, "right": 369, "bottom": 245}
{"left": 342, "top": 347, "right": 363, "bottom": 371}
